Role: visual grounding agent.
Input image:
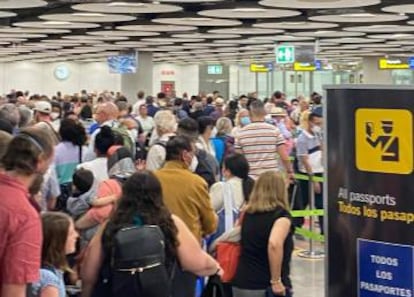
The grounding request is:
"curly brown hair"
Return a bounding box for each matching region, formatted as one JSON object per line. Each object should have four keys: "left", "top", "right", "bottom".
{"left": 103, "top": 171, "right": 179, "bottom": 266}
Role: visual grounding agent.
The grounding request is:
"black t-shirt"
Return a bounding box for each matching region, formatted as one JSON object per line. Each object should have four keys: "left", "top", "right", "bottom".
{"left": 233, "top": 207, "right": 294, "bottom": 290}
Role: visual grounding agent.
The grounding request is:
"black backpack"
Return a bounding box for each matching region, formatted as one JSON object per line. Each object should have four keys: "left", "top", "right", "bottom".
{"left": 93, "top": 225, "right": 175, "bottom": 297}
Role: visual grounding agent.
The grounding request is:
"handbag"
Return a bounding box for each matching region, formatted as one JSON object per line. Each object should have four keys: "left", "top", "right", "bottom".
{"left": 216, "top": 241, "right": 241, "bottom": 283}
{"left": 215, "top": 211, "right": 245, "bottom": 283}
{"left": 201, "top": 274, "right": 226, "bottom": 297}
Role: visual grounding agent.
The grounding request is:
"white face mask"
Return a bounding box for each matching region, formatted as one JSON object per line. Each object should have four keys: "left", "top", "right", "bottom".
{"left": 189, "top": 155, "right": 199, "bottom": 172}
{"left": 211, "top": 127, "right": 217, "bottom": 138}
{"left": 50, "top": 112, "right": 60, "bottom": 120}
{"left": 312, "top": 125, "right": 322, "bottom": 134}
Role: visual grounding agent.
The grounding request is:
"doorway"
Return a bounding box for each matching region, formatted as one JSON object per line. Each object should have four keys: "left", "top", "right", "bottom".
{"left": 161, "top": 81, "right": 175, "bottom": 97}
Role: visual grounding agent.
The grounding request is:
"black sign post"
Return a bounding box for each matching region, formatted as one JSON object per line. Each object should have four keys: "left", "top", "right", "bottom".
{"left": 325, "top": 85, "right": 414, "bottom": 297}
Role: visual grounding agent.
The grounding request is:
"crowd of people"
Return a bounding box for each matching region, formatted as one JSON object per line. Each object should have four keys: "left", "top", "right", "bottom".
{"left": 0, "top": 88, "right": 324, "bottom": 297}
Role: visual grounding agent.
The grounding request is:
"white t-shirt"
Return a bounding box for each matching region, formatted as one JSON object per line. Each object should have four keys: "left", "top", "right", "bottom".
{"left": 77, "top": 157, "right": 108, "bottom": 183}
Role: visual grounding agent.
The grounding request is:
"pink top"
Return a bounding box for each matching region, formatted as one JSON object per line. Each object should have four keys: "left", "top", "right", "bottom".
{"left": 0, "top": 173, "right": 42, "bottom": 290}
{"left": 85, "top": 179, "right": 122, "bottom": 224}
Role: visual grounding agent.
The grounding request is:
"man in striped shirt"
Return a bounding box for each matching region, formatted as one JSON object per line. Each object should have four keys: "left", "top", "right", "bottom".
{"left": 235, "top": 100, "right": 293, "bottom": 180}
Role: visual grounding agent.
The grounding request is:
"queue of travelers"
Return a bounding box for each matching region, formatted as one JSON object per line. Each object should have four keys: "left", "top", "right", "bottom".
{"left": 0, "top": 88, "right": 323, "bottom": 297}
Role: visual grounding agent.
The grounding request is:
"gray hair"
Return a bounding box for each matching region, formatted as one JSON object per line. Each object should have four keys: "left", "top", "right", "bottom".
{"left": 0, "top": 103, "right": 20, "bottom": 127}
{"left": 154, "top": 110, "right": 177, "bottom": 134}
{"left": 18, "top": 105, "right": 33, "bottom": 128}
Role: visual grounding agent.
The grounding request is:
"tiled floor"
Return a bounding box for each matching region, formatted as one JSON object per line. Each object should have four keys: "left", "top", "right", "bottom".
{"left": 290, "top": 239, "right": 325, "bottom": 297}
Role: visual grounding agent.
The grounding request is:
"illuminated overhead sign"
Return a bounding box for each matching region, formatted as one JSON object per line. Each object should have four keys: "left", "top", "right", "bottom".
{"left": 250, "top": 63, "right": 273, "bottom": 72}
{"left": 378, "top": 58, "right": 409, "bottom": 70}
{"left": 294, "top": 62, "right": 316, "bottom": 71}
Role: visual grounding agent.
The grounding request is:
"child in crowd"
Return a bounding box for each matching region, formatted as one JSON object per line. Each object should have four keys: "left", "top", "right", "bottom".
{"left": 27, "top": 212, "right": 79, "bottom": 297}
{"left": 66, "top": 168, "right": 118, "bottom": 219}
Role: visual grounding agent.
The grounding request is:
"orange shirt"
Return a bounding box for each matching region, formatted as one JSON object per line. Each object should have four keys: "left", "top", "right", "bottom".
{"left": 84, "top": 179, "right": 122, "bottom": 224}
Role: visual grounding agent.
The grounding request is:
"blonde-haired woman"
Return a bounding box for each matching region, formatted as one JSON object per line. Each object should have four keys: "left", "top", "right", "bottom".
{"left": 231, "top": 108, "right": 250, "bottom": 139}
{"left": 232, "top": 171, "right": 294, "bottom": 297}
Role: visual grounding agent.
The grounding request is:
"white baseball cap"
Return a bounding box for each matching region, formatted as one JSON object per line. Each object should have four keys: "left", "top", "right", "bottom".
{"left": 34, "top": 101, "right": 52, "bottom": 114}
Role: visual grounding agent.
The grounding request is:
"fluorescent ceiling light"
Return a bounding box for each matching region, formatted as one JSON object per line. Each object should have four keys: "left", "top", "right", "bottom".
{"left": 43, "top": 21, "right": 71, "bottom": 25}
{"left": 183, "top": 18, "right": 211, "bottom": 21}
{"left": 315, "top": 31, "right": 331, "bottom": 35}
{"left": 233, "top": 8, "right": 266, "bottom": 12}
{"left": 341, "top": 13, "right": 375, "bottom": 18}
{"left": 393, "top": 34, "right": 412, "bottom": 38}
{"left": 72, "top": 13, "right": 105, "bottom": 17}
{"left": 108, "top": 2, "right": 145, "bottom": 7}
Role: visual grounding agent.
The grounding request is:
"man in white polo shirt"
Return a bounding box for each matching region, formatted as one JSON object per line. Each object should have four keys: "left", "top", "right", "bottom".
{"left": 296, "top": 112, "right": 324, "bottom": 234}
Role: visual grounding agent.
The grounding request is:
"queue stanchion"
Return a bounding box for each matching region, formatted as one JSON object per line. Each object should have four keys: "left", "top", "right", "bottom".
{"left": 297, "top": 175, "right": 325, "bottom": 259}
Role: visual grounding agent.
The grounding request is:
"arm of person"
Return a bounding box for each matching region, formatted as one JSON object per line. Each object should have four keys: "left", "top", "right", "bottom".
{"left": 197, "top": 183, "right": 218, "bottom": 237}
{"left": 75, "top": 213, "right": 98, "bottom": 230}
{"left": 209, "top": 182, "right": 224, "bottom": 212}
{"left": 277, "top": 144, "right": 294, "bottom": 177}
{"left": 173, "top": 215, "right": 220, "bottom": 276}
{"left": 2, "top": 215, "right": 42, "bottom": 297}
{"left": 209, "top": 226, "right": 241, "bottom": 253}
{"left": 81, "top": 225, "right": 105, "bottom": 297}
{"left": 89, "top": 194, "right": 117, "bottom": 207}
{"left": 1, "top": 284, "right": 27, "bottom": 297}
{"left": 268, "top": 217, "right": 291, "bottom": 295}
{"left": 40, "top": 285, "right": 59, "bottom": 297}
{"left": 299, "top": 154, "right": 321, "bottom": 193}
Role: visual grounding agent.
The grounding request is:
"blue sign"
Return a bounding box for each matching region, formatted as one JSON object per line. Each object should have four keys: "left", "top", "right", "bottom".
{"left": 315, "top": 60, "right": 322, "bottom": 71}
{"left": 409, "top": 57, "right": 414, "bottom": 70}
{"left": 266, "top": 62, "right": 274, "bottom": 71}
{"left": 358, "top": 239, "right": 414, "bottom": 297}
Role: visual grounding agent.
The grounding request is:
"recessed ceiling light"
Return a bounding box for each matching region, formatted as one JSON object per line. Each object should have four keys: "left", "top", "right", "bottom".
{"left": 72, "top": 13, "right": 105, "bottom": 17}
{"left": 233, "top": 8, "right": 266, "bottom": 13}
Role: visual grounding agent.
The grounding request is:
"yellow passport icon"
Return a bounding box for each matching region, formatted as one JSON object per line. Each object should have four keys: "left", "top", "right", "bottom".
{"left": 355, "top": 108, "right": 413, "bottom": 174}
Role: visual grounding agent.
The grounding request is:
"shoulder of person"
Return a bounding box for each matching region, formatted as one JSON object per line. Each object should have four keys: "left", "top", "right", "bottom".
{"left": 274, "top": 207, "right": 292, "bottom": 221}
{"left": 40, "top": 268, "right": 61, "bottom": 286}
{"left": 209, "top": 181, "right": 224, "bottom": 193}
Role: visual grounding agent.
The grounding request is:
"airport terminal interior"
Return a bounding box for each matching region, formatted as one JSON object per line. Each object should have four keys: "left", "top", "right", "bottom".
{"left": 0, "top": 1, "right": 413, "bottom": 297}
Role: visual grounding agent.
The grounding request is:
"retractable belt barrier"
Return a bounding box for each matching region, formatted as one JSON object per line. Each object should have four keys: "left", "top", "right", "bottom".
{"left": 288, "top": 173, "right": 325, "bottom": 258}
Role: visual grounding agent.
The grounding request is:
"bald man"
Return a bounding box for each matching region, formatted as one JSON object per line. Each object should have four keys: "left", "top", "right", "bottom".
{"left": 84, "top": 102, "right": 120, "bottom": 161}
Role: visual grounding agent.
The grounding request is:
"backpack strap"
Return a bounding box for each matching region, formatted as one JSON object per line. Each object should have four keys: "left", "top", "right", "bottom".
{"left": 222, "top": 182, "right": 235, "bottom": 233}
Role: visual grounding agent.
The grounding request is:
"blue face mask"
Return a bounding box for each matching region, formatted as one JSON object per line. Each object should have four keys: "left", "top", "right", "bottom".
{"left": 240, "top": 116, "right": 251, "bottom": 126}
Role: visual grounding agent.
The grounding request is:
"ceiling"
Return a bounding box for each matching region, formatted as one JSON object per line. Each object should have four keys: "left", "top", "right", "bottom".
{"left": 0, "top": 0, "right": 414, "bottom": 64}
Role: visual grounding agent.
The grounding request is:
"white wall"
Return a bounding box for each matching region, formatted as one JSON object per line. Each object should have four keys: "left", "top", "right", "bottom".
{"left": 153, "top": 63, "right": 199, "bottom": 96}
{"left": 0, "top": 61, "right": 121, "bottom": 96}
{"left": 0, "top": 61, "right": 245, "bottom": 99}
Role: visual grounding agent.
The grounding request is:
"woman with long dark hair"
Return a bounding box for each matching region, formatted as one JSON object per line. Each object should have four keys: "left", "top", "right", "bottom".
{"left": 210, "top": 153, "right": 255, "bottom": 212}
{"left": 81, "top": 171, "right": 221, "bottom": 297}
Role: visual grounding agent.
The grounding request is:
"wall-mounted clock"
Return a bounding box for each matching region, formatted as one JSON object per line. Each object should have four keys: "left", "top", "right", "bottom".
{"left": 54, "top": 65, "right": 70, "bottom": 81}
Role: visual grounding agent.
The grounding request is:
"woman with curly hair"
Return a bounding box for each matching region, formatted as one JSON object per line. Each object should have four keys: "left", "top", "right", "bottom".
{"left": 81, "top": 171, "right": 221, "bottom": 297}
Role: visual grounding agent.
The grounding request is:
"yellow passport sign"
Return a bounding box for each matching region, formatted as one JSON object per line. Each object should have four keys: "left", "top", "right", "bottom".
{"left": 355, "top": 108, "right": 413, "bottom": 175}
{"left": 378, "top": 58, "right": 409, "bottom": 69}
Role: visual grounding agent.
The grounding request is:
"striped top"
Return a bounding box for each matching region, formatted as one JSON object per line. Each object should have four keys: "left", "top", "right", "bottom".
{"left": 235, "top": 122, "right": 285, "bottom": 179}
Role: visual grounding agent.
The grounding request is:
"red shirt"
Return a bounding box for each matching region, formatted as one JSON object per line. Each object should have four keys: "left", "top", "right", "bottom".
{"left": 0, "top": 173, "right": 42, "bottom": 291}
